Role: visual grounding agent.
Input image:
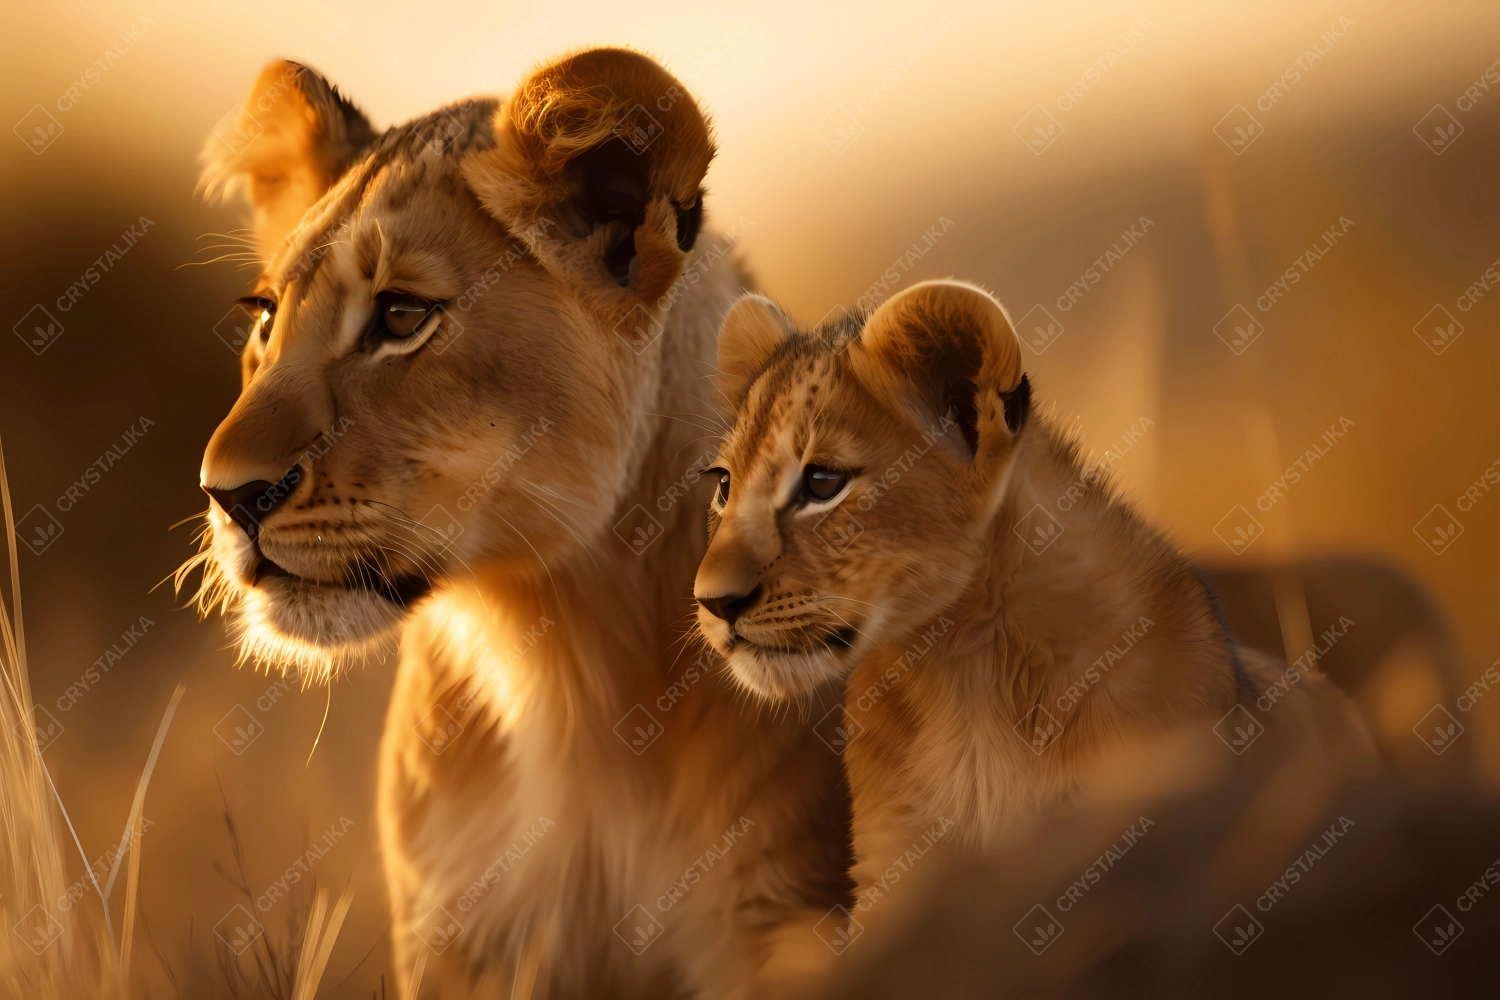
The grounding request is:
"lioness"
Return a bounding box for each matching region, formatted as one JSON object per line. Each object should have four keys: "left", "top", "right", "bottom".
{"left": 691, "top": 280, "right": 1375, "bottom": 923}
{"left": 188, "top": 51, "right": 851, "bottom": 997}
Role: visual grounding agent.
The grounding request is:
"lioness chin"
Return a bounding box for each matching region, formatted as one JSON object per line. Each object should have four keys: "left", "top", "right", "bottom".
{"left": 692, "top": 280, "right": 1376, "bottom": 939}
{"left": 187, "top": 50, "right": 852, "bottom": 998}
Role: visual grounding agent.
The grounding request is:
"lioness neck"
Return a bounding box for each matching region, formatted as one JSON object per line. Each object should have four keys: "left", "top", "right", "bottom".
{"left": 846, "top": 418, "right": 1238, "bottom": 857}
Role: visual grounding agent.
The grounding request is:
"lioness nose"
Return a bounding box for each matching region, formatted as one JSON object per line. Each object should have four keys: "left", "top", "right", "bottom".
{"left": 698, "top": 585, "right": 763, "bottom": 623}
{"left": 203, "top": 466, "right": 301, "bottom": 540}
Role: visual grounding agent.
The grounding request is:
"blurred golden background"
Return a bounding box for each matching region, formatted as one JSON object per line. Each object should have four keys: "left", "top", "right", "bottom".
{"left": 2, "top": 0, "right": 1498, "bottom": 994}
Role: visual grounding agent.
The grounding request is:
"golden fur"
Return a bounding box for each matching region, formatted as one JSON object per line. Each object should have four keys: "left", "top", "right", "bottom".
{"left": 693, "top": 281, "right": 1376, "bottom": 938}
{"left": 187, "top": 52, "right": 852, "bottom": 997}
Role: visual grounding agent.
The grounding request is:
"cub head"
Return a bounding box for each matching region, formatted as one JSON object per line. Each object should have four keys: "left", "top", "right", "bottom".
{"left": 693, "top": 280, "right": 1029, "bottom": 701}
{"left": 184, "top": 51, "right": 714, "bottom": 678}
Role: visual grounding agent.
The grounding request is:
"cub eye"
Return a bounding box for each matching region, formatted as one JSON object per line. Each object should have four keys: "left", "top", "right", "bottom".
{"left": 708, "top": 468, "right": 730, "bottom": 508}
{"left": 373, "top": 291, "right": 440, "bottom": 340}
{"left": 234, "top": 296, "right": 277, "bottom": 343}
{"left": 802, "top": 465, "right": 848, "bottom": 502}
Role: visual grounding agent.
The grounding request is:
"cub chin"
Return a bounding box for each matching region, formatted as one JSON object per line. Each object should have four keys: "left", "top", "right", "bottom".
{"left": 692, "top": 279, "right": 1376, "bottom": 939}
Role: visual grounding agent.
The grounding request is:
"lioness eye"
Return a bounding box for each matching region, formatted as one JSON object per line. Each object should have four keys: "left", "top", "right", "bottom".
{"left": 708, "top": 468, "right": 730, "bottom": 507}
{"left": 375, "top": 291, "right": 438, "bottom": 339}
{"left": 234, "top": 296, "right": 276, "bottom": 342}
{"left": 803, "top": 465, "right": 848, "bottom": 502}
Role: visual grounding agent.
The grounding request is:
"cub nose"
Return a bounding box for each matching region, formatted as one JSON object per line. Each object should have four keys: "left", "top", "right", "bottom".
{"left": 698, "top": 585, "right": 763, "bottom": 623}
{"left": 203, "top": 466, "right": 301, "bottom": 540}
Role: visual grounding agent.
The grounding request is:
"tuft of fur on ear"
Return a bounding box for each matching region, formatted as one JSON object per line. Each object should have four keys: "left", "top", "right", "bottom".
{"left": 852, "top": 280, "right": 1026, "bottom": 462}
{"left": 716, "top": 294, "right": 792, "bottom": 407}
{"left": 463, "top": 47, "right": 716, "bottom": 303}
{"left": 200, "top": 61, "right": 375, "bottom": 262}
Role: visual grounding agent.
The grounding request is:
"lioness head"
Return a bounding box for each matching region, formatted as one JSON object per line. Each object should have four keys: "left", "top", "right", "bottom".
{"left": 692, "top": 281, "right": 1029, "bottom": 701}
{"left": 185, "top": 50, "right": 714, "bottom": 678}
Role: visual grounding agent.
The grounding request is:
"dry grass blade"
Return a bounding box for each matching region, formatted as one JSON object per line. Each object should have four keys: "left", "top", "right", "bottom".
{"left": 291, "top": 886, "right": 353, "bottom": 1000}
{"left": 291, "top": 890, "right": 328, "bottom": 993}
{"left": 0, "top": 435, "right": 118, "bottom": 997}
{"left": 108, "top": 683, "right": 185, "bottom": 997}
{"left": 119, "top": 816, "right": 144, "bottom": 990}
{"left": 103, "top": 684, "right": 186, "bottom": 902}
{"left": 404, "top": 949, "right": 427, "bottom": 1000}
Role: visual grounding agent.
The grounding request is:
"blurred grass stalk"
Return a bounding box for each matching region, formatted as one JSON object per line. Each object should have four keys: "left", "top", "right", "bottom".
{"left": 0, "top": 438, "right": 353, "bottom": 999}
{"left": 0, "top": 436, "right": 126, "bottom": 997}
{"left": 0, "top": 438, "right": 199, "bottom": 999}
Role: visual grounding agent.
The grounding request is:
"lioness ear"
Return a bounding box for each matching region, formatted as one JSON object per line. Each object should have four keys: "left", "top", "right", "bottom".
{"left": 464, "top": 47, "right": 715, "bottom": 304}
{"left": 200, "top": 61, "right": 375, "bottom": 261}
{"left": 716, "top": 294, "right": 792, "bottom": 407}
{"left": 853, "top": 280, "right": 1027, "bottom": 465}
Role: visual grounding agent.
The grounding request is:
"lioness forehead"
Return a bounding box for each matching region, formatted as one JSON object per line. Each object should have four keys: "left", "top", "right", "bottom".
{"left": 268, "top": 99, "right": 500, "bottom": 291}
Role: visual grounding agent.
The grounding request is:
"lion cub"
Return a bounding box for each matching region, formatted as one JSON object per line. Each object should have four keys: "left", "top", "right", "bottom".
{"left": 693, "top": 280, "right": 1375, "bottom": 920}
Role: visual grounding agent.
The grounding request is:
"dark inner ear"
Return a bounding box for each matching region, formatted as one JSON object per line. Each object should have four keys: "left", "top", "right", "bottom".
{"left": 942, "top": 378, "right": 981, "bottom": 455}
{"left": 1001, "top": 373, "right": 1031, "bottom": 435}
{"left": 674, "top": 196, "right": 703, "bottom": 251}
{"left": 929, "top": 331, "right": 984, "bottom": 455}
{"left": 572, "top": 141, "right": 650, "bottom": 284}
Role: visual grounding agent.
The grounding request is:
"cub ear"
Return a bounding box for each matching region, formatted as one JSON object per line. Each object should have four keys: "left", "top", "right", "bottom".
{"left": 200, "top": 61, "right": 375, "bottom": 261}
{"left": 852, "top": 280, "right": 1027, "bottom": 464}
{"left": 716, "top": 294, "right": 792, "bottom": 408}
{"left": 463, "top": 47, "right": 715, "bottom": 303}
